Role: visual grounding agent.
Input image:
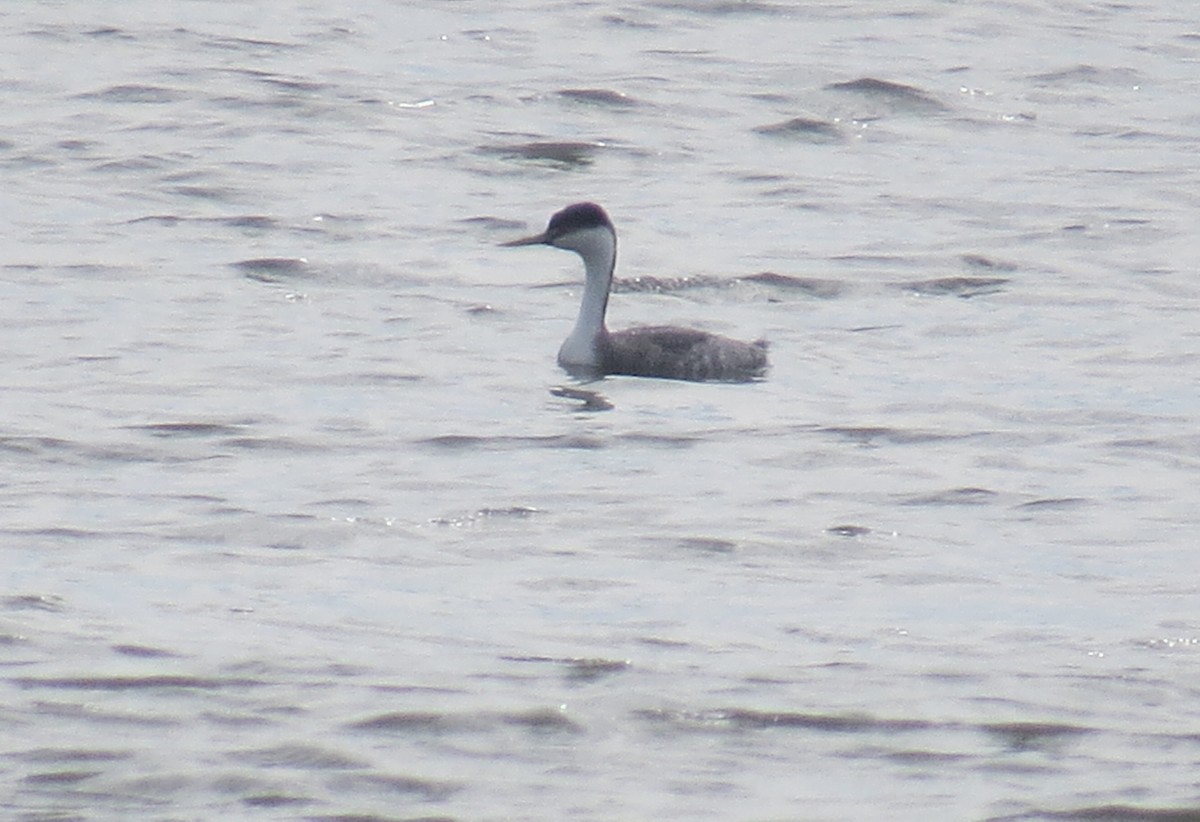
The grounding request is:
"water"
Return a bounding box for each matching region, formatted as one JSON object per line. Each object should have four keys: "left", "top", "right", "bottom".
{"left": 3, "top": 1, "right": 1200, "bottom": 819}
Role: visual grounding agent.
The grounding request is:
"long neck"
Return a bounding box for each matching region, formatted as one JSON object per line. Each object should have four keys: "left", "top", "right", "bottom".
{"left": 559, "top": 226, "right": 616, "bottom": 366}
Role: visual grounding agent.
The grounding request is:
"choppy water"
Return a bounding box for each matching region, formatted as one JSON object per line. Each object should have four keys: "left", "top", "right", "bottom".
{"left": 4, "top": 2, "right": 1200, "bottom": 820}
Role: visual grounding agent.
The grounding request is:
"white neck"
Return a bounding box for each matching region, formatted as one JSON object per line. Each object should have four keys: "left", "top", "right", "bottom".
{"left": 557, "top": 226, "right": 616, "bottom": 367}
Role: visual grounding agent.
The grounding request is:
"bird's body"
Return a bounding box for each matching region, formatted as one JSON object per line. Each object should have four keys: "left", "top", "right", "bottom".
{"left": 502, "top": 202, "right": 768, "bottom": 382}
{"left": 599, "top": 325, "right": 768, "bottom": 382}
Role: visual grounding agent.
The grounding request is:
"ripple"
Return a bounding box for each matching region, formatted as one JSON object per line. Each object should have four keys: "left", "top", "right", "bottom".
{"left": 820, "top": 426, "right": 974, "bottom": 446}
{"left": 22, "top": 769, "right": 102, "bottom": 785}
{"left": 612, "top": 274, "right": 727, "bottom": 293}
{"left": 636, "top": 707, "right": 934, "bottom": 733}
{"left": 550, "top": 385, "right": 614, "bottom": 411}
{"left": 980, "top": 720, "right": 1093, "bottom": 752}
{"left": 753, "top": 116, "right": 844, "bottom": 142}
{"left": 328, "top": 771, "right": 461, "bottom": 801}
{"left": 902, "top": 487, "right": 999, "bottom": 506}
{"left": 961, "top": 253, "right": 1018, "bottom": 272}
{"left": 3, "top": 594, "right": 66, "bottom": 612}
{"left": 826, "top": 77, "right": 948, "bottom": 113}
{"left": 556, "top": 88, "right": 638, "bottom": 107}
{"left": 230, "top": 257, "right": 311, "bottom": 281}
{"left": 827, "top": 524, "right": 872, "bottom": 537}
{"left": 76, "top": 84, "right": 185, "bottom": 103}
{"left": 13, "top": 675, "right": 267, "bottom": 691}
{"left": 479, "top": 140, "right": 606, "bottom": 167}
{"left": 741, "top": 272, "right": 848, "bottom": 298}
{"left": 219, "top": 436, "right": 328, "bottom": 453}
{"left": 350, "top": 706, "right": 582, "bottom": 737}
{"left": 129, "top": 422, "right": 251, "bottom": 438}
{"left": 112, "top": 644, "right": 180, "bottom": 659}
{"left": 430, "top": 506, "right": 542, "bottom": 527}
{"left": 418, "top": 433, "right": 605, "bottom": 451}
{"left": 1014, "top": 497, "right": 1089, "bottom": 511}
{"left": 233, "top": 744, "right": 365, "bottom": 770}
{"left": 350, "top": 711, "right": 474, "bottom": 734}
{"left": 894, "top": 276, "right": 1010, "bottom": 297}
{"left": 502, "top": 707, "right": 584, "bottom": 734}
{"left": 563, "top": 657, "right": 632, "bottom": 681}
{"left": 649, "top": 0, "right": 793, "bottom": 16}
{"left": 241, "top": 793, "right": 312, "bottom": 808}
{"left": 17, "top": 748, "right": 133, "bottom": 763}
{"left": 1028, "top": 64, "right": 1147, "bottom": 88}
{"left": 1027, "top": 804, "right": 1200, "bottom": 820}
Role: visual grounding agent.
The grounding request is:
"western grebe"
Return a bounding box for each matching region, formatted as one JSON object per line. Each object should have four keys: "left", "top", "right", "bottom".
{"left": 502, "top": 202, "right": 768, "bottom": 382}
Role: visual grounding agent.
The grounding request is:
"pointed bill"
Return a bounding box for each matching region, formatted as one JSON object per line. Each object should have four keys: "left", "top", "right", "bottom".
{"left": 500, "top": 231, "right": 549, "bottom": 247}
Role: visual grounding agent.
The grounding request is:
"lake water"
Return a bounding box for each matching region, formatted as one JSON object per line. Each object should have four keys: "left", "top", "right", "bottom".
{"left": 3, "top": 1, "right": 1200, "bottom": 820}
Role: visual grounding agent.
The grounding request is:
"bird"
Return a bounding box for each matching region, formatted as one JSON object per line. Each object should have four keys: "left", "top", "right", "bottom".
{"left": 502, "top": 202, "right": 768, "bottom": 382}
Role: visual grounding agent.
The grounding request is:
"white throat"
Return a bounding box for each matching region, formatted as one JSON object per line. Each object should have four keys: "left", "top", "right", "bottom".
{"left": 556, "top": 225, "right": 616, "bottom": 368}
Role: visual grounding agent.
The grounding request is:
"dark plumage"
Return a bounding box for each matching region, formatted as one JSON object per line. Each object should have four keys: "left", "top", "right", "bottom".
{"left": 602, "top": 326, "right": 768, "bottom": 382}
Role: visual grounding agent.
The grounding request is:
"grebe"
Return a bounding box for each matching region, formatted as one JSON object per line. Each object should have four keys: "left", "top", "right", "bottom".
{"left": 502, "top": 202, "right": 768, "bottom": 382}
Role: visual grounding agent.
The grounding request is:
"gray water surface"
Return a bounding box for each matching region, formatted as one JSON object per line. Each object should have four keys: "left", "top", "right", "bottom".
{"left": 3, "top": 2, "right": 1200, "bottom": 820}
